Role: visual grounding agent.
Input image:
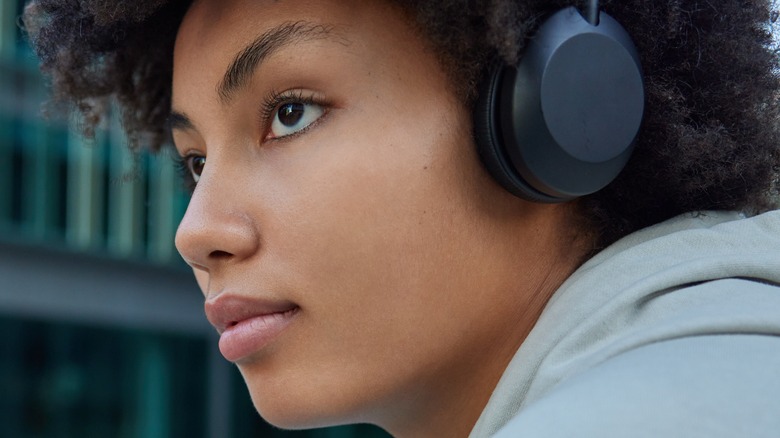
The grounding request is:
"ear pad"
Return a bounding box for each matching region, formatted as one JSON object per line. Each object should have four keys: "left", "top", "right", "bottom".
{"left": 474, "top": 7, "right": 645, "bottom": 203}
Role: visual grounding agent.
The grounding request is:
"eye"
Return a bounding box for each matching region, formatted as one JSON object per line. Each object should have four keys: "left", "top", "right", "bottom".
{"left": 268, "top": 101, "right": 325, "bottom": 139}
{"left": 181, "top": 154, "right": 206, "bottom": 183}
{"left": 174, "top": 154, "right": 205, "bottom": 193}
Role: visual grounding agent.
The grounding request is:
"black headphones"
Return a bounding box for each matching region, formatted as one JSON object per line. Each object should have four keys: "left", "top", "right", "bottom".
{"left": 474, "top": 0, "right": 644, "bottom": 203}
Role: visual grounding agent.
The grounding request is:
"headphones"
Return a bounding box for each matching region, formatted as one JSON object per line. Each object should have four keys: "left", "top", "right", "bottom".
{"left": 474, "top": 0, "right": 645, "bottom": 203}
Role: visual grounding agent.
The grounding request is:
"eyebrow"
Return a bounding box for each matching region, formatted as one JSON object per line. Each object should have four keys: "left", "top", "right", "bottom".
{"left": 167, "top": 111, "right": 194, "bottom": 131}
{"left": 217, "top": 20, "right": 337, "bottom": 103}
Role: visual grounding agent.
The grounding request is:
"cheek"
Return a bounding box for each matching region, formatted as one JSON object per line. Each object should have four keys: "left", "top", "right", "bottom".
{"left": 264, "top": 103, "right": 491, "bottom": 352}
{"left": 271, "top": 105, "right": 476, "bottom": 296}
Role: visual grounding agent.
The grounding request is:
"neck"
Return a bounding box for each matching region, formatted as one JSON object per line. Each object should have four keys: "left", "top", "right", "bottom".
{"left": 381, "top": 205, "right": 589, "bottom": 437}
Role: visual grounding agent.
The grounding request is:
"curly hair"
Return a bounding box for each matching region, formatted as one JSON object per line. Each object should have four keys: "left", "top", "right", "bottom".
{"left": 23, "top": 0, "right": 780, "bottom": 250}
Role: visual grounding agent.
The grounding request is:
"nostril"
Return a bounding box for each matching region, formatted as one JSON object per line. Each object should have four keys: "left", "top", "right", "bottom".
{"left": 209, "top": 250, "right": 233, "bottom": 259}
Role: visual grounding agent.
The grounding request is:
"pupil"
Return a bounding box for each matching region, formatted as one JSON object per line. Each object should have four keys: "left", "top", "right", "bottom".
{"left": 279, "top": 103, "right": 304, "bottom": 127}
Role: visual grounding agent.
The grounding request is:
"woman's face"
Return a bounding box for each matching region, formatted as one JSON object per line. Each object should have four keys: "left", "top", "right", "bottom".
{"left": 172, "top": 0, "right": 574, "bottom": 435}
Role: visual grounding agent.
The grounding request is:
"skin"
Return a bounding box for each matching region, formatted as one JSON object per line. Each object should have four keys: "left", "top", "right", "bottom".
{"left": 172, "top": 0, "right": 587, "bottom": 436}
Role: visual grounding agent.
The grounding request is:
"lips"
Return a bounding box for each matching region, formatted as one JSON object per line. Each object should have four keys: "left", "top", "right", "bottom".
{"left": 205, "top": 294, "right": 299, "bottom": 362}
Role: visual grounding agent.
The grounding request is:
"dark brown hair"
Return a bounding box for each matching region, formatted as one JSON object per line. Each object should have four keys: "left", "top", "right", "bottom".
{"left": 23, "top": 0, "right": 780, "bottom": 250}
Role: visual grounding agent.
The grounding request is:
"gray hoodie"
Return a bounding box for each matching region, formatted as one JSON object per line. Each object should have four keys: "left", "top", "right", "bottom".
{"left": 470, "top": 210, "right": 780, "bottom": 438}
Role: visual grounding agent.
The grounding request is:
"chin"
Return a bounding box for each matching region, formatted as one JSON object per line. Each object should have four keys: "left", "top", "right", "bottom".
{"left": 242, "top": 368, "right": 368, "bottom": 431}
{"left": 250, "top": 394, "right": 359, "bottom": 431}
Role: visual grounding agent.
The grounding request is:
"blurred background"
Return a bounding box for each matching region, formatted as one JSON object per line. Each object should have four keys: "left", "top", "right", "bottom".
{"left": 0, "top": 0, "right": 387, "bottom": 436}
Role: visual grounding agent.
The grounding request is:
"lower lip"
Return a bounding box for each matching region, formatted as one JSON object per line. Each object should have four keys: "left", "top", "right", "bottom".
{"left": 218, "top": 308, "right": 299, "bottom": 362}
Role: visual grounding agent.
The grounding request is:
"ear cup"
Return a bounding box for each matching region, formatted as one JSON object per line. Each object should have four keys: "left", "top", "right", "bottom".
{"left": 475, "top": 6, "right": 644, "bottom": 203}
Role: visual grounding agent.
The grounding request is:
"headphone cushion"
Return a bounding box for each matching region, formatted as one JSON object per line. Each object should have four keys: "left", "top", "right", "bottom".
{"left": 474, "top": 61, "right": 565, "bottom": 203}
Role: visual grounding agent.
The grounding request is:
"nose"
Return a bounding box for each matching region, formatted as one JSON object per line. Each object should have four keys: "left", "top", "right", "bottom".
{"left": 175, "top": 175, "right": 260, "bottom": 273}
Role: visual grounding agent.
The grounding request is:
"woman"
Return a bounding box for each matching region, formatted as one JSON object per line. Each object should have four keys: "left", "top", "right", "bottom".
{"left": 24, "top": 0, "right": 780, "bottom": 436}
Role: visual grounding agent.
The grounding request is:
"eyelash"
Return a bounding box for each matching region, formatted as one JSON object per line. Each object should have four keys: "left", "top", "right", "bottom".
{"left": 174, "top": 154, "right": 198, "bottom": 194}
{"left": 259, "top": 88, "right": 329, "bottom": 140}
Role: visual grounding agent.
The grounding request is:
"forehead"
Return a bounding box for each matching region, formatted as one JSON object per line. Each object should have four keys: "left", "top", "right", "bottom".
{"left": 177, "top": 0, "right": 354, "bottom": 48}
{"left": 171, "top": 0, "right": 410, "bottom": 109}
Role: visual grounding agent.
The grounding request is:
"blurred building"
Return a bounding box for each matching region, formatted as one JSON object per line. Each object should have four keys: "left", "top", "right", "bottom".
{"left": 0, "top": 1, "right": 386, "bottom": 437}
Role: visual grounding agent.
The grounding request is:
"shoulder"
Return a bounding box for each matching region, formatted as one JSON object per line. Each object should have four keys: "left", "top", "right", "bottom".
{"left": 494, "top": 334, "right": 780, "bottom": 438}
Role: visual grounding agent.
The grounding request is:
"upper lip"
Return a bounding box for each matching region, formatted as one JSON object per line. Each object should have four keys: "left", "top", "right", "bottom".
{"left": 204, "top": 293, "right": 299, "bottom": 334}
